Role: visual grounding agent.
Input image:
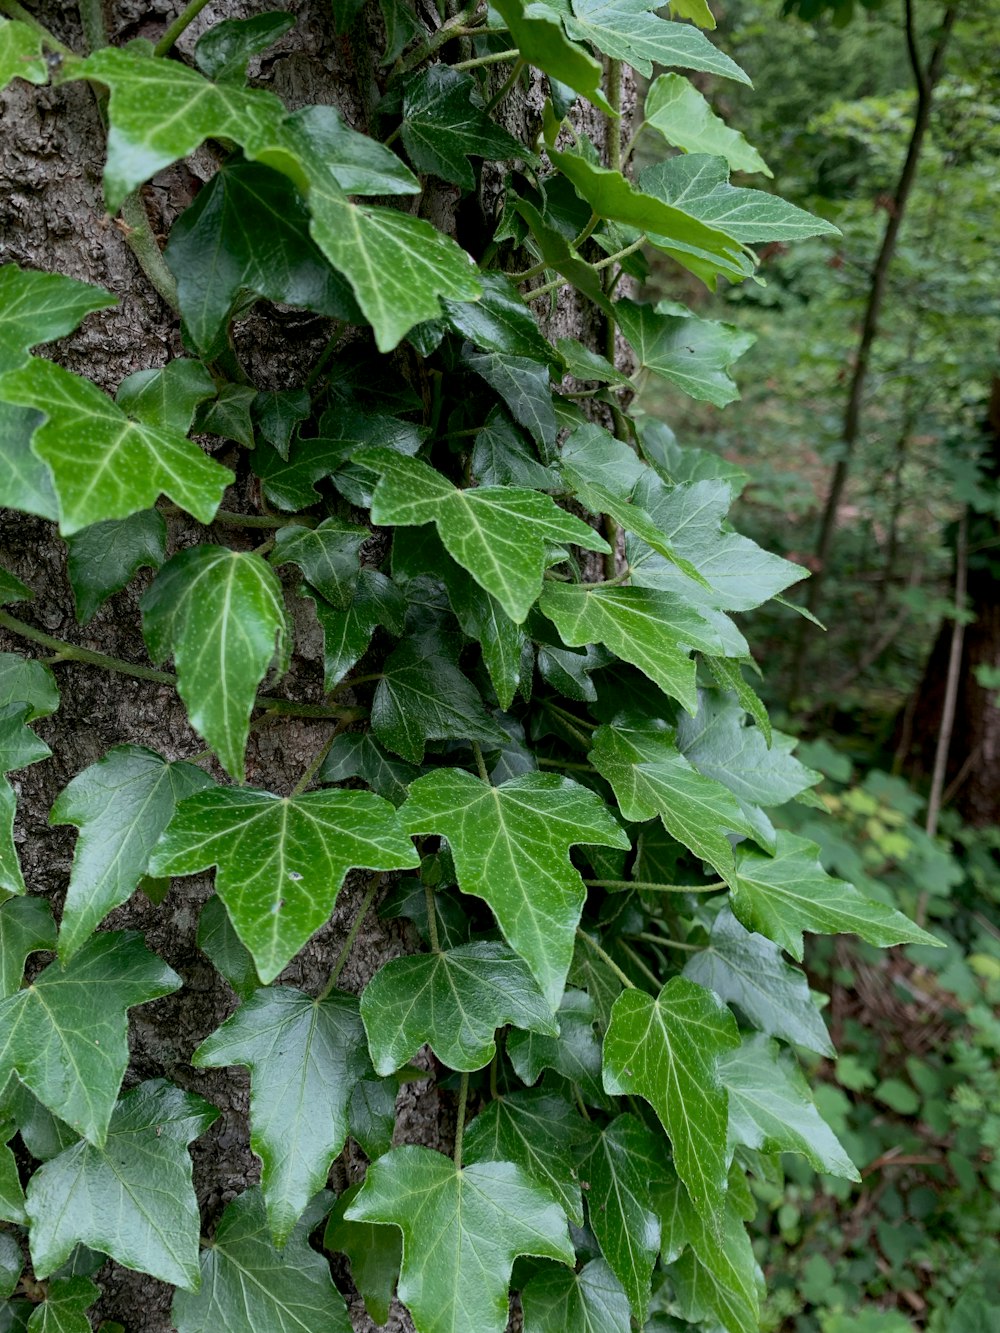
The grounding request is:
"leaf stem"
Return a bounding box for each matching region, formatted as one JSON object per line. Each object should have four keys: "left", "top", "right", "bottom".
{"left": 488, "top": 1047, "right": 499, "bottom": 1099}
{"left": 327, "top": 672, "right": 384, "bottom": 696}
{"left": 77, "top": 0, "right": 106, "bottom": 52}
{"left": 593, "top": 235, "right": 646, "bottom": 271}
{"left": 257, "top": 699, "right": 365, "bottom": 721}
{"left": 618, "top": 940, "right": 661, "bottom": 989}
{"left": 629, "top": 931, "right": 699, "bottom": 952}
{"left": 585, "top": 878, "right": 726, "bottom": 894}
{"left": 160, "top": 506, "right": 316, "bottom": 531}
{"left": 454, "top": 1071, "right": 469, "bottom": 1167}
{"left": 535, "top": 757, "right": 594, "bottom": 771}
{"left": 319, "top": 873, "right": 383, "bottom": 998}
{"left": 0, "top": 0, "right": 73, "bottom": 55}
{"left": 291, "top": 722, "right": 348, "bottom": 796}
{"left": 119, "top": 192, "right": 179, "bottom": 310}
{"left": 395, "top": 0, "right": 483, "bottom": 75}
{"left": 484, "top": 57, "right": 524, "bottom": 113}
{"left": 153, "top": 0, "right": 213, "bottom": 56}
{"left": 452, "top": 47, "right": 518, "bottom": 71}
{"left": 471, "top": 740, "right": 490, "bottom": 783}
{"left": 424, "top": 879, "right": 441, "bottom": 952}
{"left": 575, "top": 926, "right": 634, "bottom": 990}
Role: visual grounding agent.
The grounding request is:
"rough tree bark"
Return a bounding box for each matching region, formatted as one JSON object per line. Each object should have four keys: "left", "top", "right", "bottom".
{"left": 0, "top": 3, "right": 635, "bottom": 1329}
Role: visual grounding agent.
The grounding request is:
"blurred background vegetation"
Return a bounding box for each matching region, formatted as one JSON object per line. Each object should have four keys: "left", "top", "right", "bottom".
{"left": 635, "top": 2, "right": 1000, "bottom": 1329}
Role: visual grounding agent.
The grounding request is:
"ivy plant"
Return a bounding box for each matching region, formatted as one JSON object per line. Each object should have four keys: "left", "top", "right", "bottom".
{"left": 0, "top": 1, "right": 939, "bottom": 1330}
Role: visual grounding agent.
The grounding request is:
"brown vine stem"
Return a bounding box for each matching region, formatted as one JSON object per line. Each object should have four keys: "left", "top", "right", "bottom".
{"left": 575, "top": 926, "right": 635, "bottom": 990}
{"left": 318, "top": 872, "right": 384, "bottom": 998}
{"left": 154, "top": 0, "right": 213, "bottom": 57}
{"left": 0, "top": 0, "right": 73, "bottom": 55}
{"left": 585, "top": 878, "right": 726, "bottom": 894}
{"left": 78, "top": 0, "right": 106, "bottom": 53}
{"left": 453, "top": 1072, "right": 470, "bottom": 1167}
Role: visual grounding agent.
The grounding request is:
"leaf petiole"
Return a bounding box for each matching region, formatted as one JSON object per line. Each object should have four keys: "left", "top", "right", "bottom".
{"left": 575, "top": 926, "right": 635, "bottom": 990}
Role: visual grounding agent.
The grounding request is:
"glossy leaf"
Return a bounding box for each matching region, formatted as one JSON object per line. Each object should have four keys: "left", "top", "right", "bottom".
{"left": 0, "top": 265, "right": 113, "bottom": 373}
{"left": 471, "top": 408, "right": 555, "bottom": 489}
{"left": 0, "top": 931, "right": 180, "bottom": 1146}
{"left": 320, "top": 731, "right": 421, "bottom": 806}
{"left": 401, "top": 66, "right": 524, "bottom": 188}
{"left": 193, "top": 12, "right": 297, "bottom": 84}
{"left": 25, "top": 1278, "right": 99, "bottom": 1333}
{"left": 0, "top": 703, "right": 51, "bottom": 894}
{"left": 492, "top": 0, "right": 613, "bottom": 114}
{"left": 50, "top": 745, "right": 212, "bottom": 962}
{"left": 324, "top": 1184, "right": 401, "bottom": 1326}
{"left": 0, "top": 895, "right": 55, "bottom": 999}
{"left": 270, "top": 518, "right": 368, "bottom": 609}
{"left": 115, "top": 359, "right": 216, "bottom": 434}
{"left": 194, "top": 987, "right": 369, "bottom": 1245}
{"left": 565, "top": 0, "right": 750, "bottom": 81}
{"left": 0, "top": 654, "right": 59, "bottom": 721}
{"left": 683, "top": 908, "right": 834, "bottom": 1056}
{"left": 402, "top": 770, "right": 629, "bottom": 1007}
{"left": 345, "top": 1146, "right": 575, "bottom": 1333}
{"left": 362, "top": 941, "right": 557, "bottom": 1075}
{"left": 465, "top": 351, "right": 558, "bottom": 451}
{"left": 312, "top": 568, "right": 406, "bottom": 690}
{"left": 197, "top": 893, "right": 260, "bottom": 1000}
{"left": 0, "top": 18, "right": 47, "bottom": 88}
{"left": 721, "top": 1035, "right": 859, "bottom": 1179}
{"left": 603, "top": 978, "right": 741, "bottom": 1218}
{"left": 444, "top": 274, "right": 555, "bottom": 365}
{"left": 521, "top": 1258, "right": 632, "bottom": 1333}
{"left": 507, "top": 988, "right": 611, "bottom": 1110}
{"left": 616, "top": 300, "right": 754, "bottom": 407}
{"left": 141, "top": 546, "right": 288, "bottom": 781}
{"left": 645, "top": 75, "right": 770, "bottom": 176}
{"left": 66, "top": 510, "right": 167, "bottom": 625}
{"left": 26, "top": 1079, "right": 217, "bottom": 1287}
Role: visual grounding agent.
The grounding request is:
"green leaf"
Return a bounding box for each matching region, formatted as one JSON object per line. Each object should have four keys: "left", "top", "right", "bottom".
{"left": 66, "top": 510, "right": 167, "bottom": 625}
{"left": 141, "top": 546, "right": 288, "bottom": 781}
{"left": 591, "top": 718, "right": 755, "bottom": 886}
{"left": 0, "top": 265, "right": 113, "bottom": 374}
{"left": 507, "top": 988, "right": 611, "bottom": 1110}
{"left": 464, "top": 1091, "right": 587, "bottom": 1228}
{"left": 0, "top": 358, "right": 232, "bottom": 535}
{"left": 345, "top": 1145, "right": 574, "bottom": 1333}
{"left": 320, "top": 731, "right": 421, "bottom": 806}
{"left": 194, "top": 12, "right": 297, "bottom": 84}
{"left": 721, "top": 1035, "right": 859, "bottom": 1180}
{"left": 361, "top": 941, "right": 557, "bottom": 1075}
{"left": 401, "top": 66, "right": 525, "bottom": 189}
{"left": 194, "top": 987, "right": 368, "bottom": 1245}
{"left": 731, "top": 830, "right": 939, "bottom": 961}
{"left": 252, "top": 389, "right": 311, "bottom": 457}
{"left": 0, "top": 1127, "right": 26, "bottom": 1224}
{"left": 270, "top": 518, "right": 368, "bottom": 609}
{"left": 402, "top": 770, "right": 628, "bottom": 1007}
{"left": 115, "top": 359, "right": 216, "bottom": 433}
{"left": 577, "top": 1114, "right": 661, "bottom": 1321}
{"left": 0, "top": 567, "right": 31, "bottom": 605}
{"left": 25, "top": 1278, "right": 99, "bottom": 1333}
{"left": 197, "top": 894, "right": 260, "bottom": 1000}
{"left": 465, "top": 351, "right": 558, "bottom": 452}
{"left": 150, "top": 784, "right": 418, "bottom": 982}
{"left": 50, "top": 745, "right": 212, "bottom": 962}
{"left": 522, "top": 1258, "right": 632, "bottom": 1333}
{"left": 565, "top": 0, "right": 750, "bottom": 83}
{"left": 538, "top": 584, "right": 734, "bottom": 714}
{"left": 616, "top": 299, "right": 754, "bottom": 408}
{"left": 683, "top": 908, "right": 833, "bottom": 1057}
{"left": 0, "top": 1230, "right": 22, "bottom": 1299}
{"left": 557, "top": 338, "right": 632, "bottom": 386}
{"left": 444, "top": 274, "right": 555, "bottom": 365}
{"left": 311, "top": 568, "right": 406, "bottom": 690}
{"left": 644, "top": 75, "right": 770, "bottom": 177}
{"left": 195, "top": 381, "right": 256, "bottom": 447}
{"left": 324, "top": 1184, "right": 401, "bottom": 1326}
{"left": 640, "top": 154, "right": 839, "bottom": 243}
{"left": 471, "top": 409, "right": 555, "bottom": 489}
{"left": 602, "top": 978, "right": 740, "bottom": 1219}
{"left": 0, "top": 703, "right": 52, "bottom": 895}
{"left": 26, "top": 1078, "right": 217, "bottom": 1287}
{"left": 373, "top": 635, "right": 509, "bottom": 763}
{"left": 513, "top": 197, "right": 615, "bottom": 316}
{"left": 492, "top": 0, "right": 613, "bottom": 115}
{"left": 0, "top": 896, "right": 55, "bottom": 999}
{"left": 165, "top": 159, "right": 359, "bottom": 358}
{"left": 349, "top": 1075, "right": 398, "bottom": 1159}
{"left": 369, "top": 450, "right": 605, "bottom": 621}
{"left": 0, "top": 654, "right": 59, "bottom": 721}
{"left": 0, "top": 19, "right": 47, "bottom": 89}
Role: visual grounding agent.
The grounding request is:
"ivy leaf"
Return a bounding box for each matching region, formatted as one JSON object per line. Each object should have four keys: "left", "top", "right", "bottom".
{"left": 196, "top": 381, "right": 256, "bottom": 447}
{"left": 320, "top": 732, "right": 421, "bottom": 807}
{"left": 253, "top": 389, "right": 311, "bottom": 458}
{"left": 367, "top": 449, "right": 607, "bottom": 622}
{"left": 197, "top": 894, "right": 260, "bottom": 1000}
{"left": 507, "top": 988, "right": 612, "bottom": 1110}
{"left": 640, "top": 154, "right": 839, "bottom": 243}
{"left": 141, "top": 546, "right": 288, "bottom": 782}
{"left": 26, "top": 1078, "right": 217, "bottom": 1288}
{"left": 193, "top": 12, "right": 297, "bottom": 84}
{"left": 65, "top": 510, "right": 167, "bottom": 625}
{"left": 50, "top": 745, "right": 212, "bottom": 962}
{"left": 0, "top": 18, "right": 47, "bottom": 88}
{"left": 373, "top": 635, "right": 509, "bottom": 763}
{"left": 683, "top": 908, "right": 834, "bottom": 1057}
{"left": 349, "top": 1074, "right": 398, "bottom": 1159}
{"left": 602, "top": 978, "right": 741, "bottom": 1219}
{"left": 444, "top": 274, "right": 555, "bottom": 365}
{"left": 165, "top": 159, "right": 359, "bottom": 358}
{"left": 565, "top": 0, "right": 750, "bottom": 82}
{"left": 465, "top": 351, "right": 558, "bottom": 452}
{"left": 0, "top": 931, "right": 179, "bottom": 1145}
{"left": 513, "top": 197, "right": 615, "bottom": 315}
{"left": 345, "top": 1146, "right": 574, "bottom": 1333}
{"left": 0, "top": 654, "right": 59, "bottom": 720}
{"left": 324, "top": 1184, "right": 401, "bottom": 1326}
{"left": 0, "top": 703, "right": 51, "bottom": 895}
{"left": 721, "top": 1035, "right": 859, "bottom": 1180}
{"left": 561, "top": 424, "right": 646, "bottom": 499}
{"left": 616, "top": 300, "right": 754, "bottom": 408}
{"left": 0, "top": 359, "right": 232, "bottom": 536}
{"left": 644, "top": 75, "right": 770, "bottom": 176}
{"left": 0, "top": 1126, "right": 26, "bottom": 1225}
{"left": 194, "top": 987, "right": 369, "bottom": 1245}
{"left": 591, "top": 719, "right": 755, "bottom": 886}
{"left": 0, "top": 567, "right": 31, "bottom": 605}
{"left": 492, "top": 0, "right": 613, "bottom": 115}
{"left": 538, "top": 642, "right": 609, "bottom": 703}
{"left": 731, "top": 831, "right": 939, "bottom": 961}
{"left": 150, "top": 785, "right": 417, "bottom": 982}
{"left": 361, "top": 941, "right": 557, "bottom": 1075}
{"left": 0, "top": 896, "right": 55, "bottom": 1000}
{"left": 24, "top": 1277, "right": 99, "bottom": 1333}
{"left": 401, "top": 66, "right": 525, "bottom": 189}
{"left": 402, "top": 770, "right": 628, "bottom": 1007}
{"left": 115, "top": 359, "right": 216, "bottom": 434}
{"left": 0, "top": 1229, "right": 21, "bottom": 1298}
{"left": 0, "top": 265, "right": 113, "bottom": 373}
{"left": 521, "top": 1259, "right": 632, "bottom": 1333}
{"left": 471, "top": 409, "right": 555, "bottom": 489}
{"left": 270, "top": 519, "right": 368, "bottom": 609}
{"left": 577, "top": 1114, "right": 661, "bottom": 1321}
{"left": 311, "top": 568, "right": 406, "bottom": 690}
{"left": 538, "top": 584, "right": 736, "bottom": 714}
{"left": 463, "top": 1091, "right": 587, "bottom": 1227}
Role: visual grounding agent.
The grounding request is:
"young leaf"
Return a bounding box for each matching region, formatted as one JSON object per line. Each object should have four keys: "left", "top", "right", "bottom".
{"left": 0, "top": 896, "right": 55, "bottom": 999}
{"left": 721, "top": 1035, "right": 860, "bottom": 1180}
{"left": 0, "top": 703, "right": 52, "bottom": 894}
{"left": 521, "top": 1258, "right": 632, "bottom": 1333}
{"left": 463, "top": 1091, "right": 588, "bottom": 1227}
{"left": 65, "top": 510, "right": 167, "bottom": 625}
{"left": 507, "top": 988, "right": 612, "bottom": 1110}
{"left": 361, "top": 941, "right": 557, "bottom": 1075}
{"left": 193, "top": 987, "right": 369, "bottom": 1245}
{"left": 26, "top": 1079, "right": 218, "bottom": 1288}
{"left": 366, "top": 449, "right": 607, "bottom": 621}
{"left": 0, "top": 18, "right": 47, "bottom": 89}
{"left": 602, "top": 978, "right": 741, "bottom": 1219}
{"left": 565, "top": 0, "right": 750, "bottom": 82}
{"left": 149, "top": 785, "right": 418, "bottom": 982}
{"left": 401, "top": 67, "right": 524, "bottom": 189}
{"left": 491, "top": 0, "right": 613, "bottom": 115}
{"left": 0, "top": 931, "right": 180, "bottom": 1146}
{"left": 311, "top": 568, "right": 406, "bottom": 690}
{"left": 644, "top": 75, "right": 770, "bottom": 176}
{"left": 731, "top": 830, "right": 940, "bottom": 960}
{"left": 323, "top": 1184, "right": 401, "bottom": 1326}
{"left": 50, "top": 745, "right": 212, "bottom": 962}
{"left": 270, "top": 518, "right": 368, "bottom": 609}
{"left": 344, "top": 1146, "right": 575, "bottom": 1333}
{"left": 401, "top": 770, "right": 629, "bottom": 1007}
{"left": 141, "top": 546, "right": 288, "bottom": 781}
{"left": 24, "top": 1277, "right": 99, "bottom": 1333}
{"left": 683, "top": 908, "right": 834, "bottom": 1057}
